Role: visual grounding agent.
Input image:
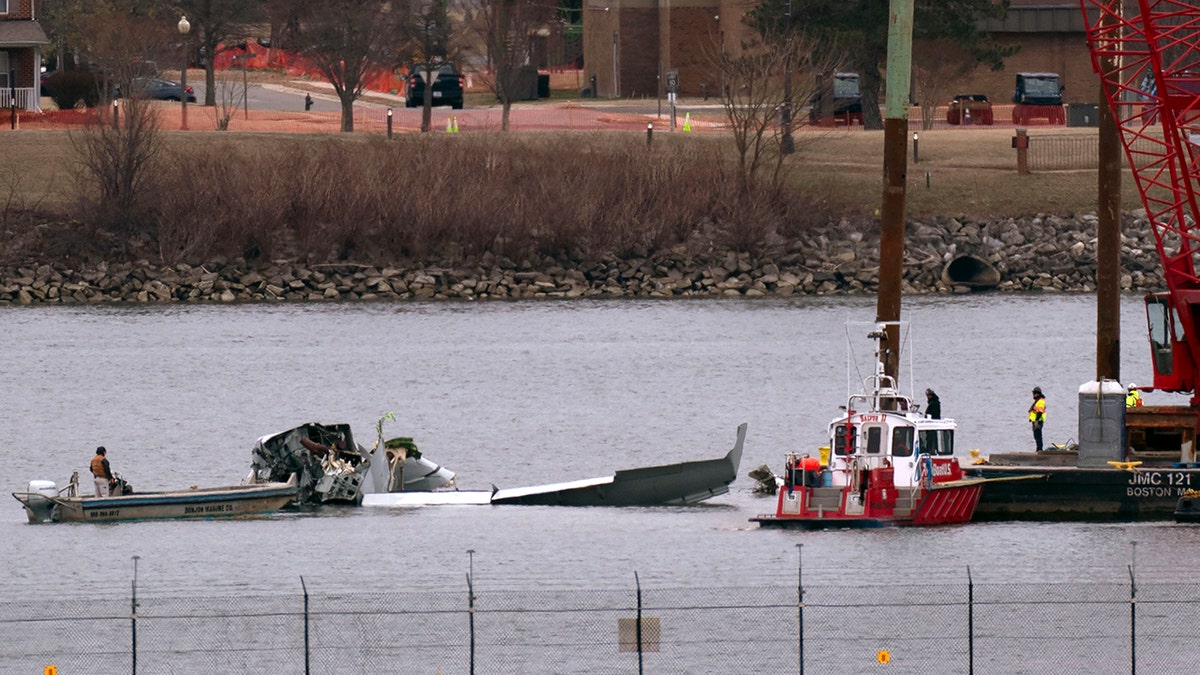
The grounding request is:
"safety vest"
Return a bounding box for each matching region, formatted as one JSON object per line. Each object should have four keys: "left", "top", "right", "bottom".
{"left": 1029, "top": 398, "right": 1046, "bottom": 422}
{"left": 90, "top": 455, "right": 109, "bottom": 479}
{"left": 1126, "top": 391, "right": 1143, "bottom": 407}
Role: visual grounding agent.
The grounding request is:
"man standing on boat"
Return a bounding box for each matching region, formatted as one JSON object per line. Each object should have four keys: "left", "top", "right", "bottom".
{"left": 925, "top": 389, "right": 941, "bottom": 419}
{"left": 1029, "top": 388, "right": 1047, "bottom": 452}
{"left": 91, "top": 446, "right": 113, "bottom": 497}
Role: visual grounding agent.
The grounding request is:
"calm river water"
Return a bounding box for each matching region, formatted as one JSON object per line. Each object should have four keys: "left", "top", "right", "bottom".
{"left": 2, "top": 295, "right": 1196, "bottom": 600}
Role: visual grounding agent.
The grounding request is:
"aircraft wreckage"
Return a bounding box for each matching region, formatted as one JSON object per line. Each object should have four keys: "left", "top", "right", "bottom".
{"left": 247, "top": 421, "right": 745, "bottom": 508}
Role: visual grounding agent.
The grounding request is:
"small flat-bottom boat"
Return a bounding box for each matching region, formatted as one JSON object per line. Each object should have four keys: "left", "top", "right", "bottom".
{"left": 752, "top": 324, "right": 990, "bottom": 529}
{"left": 12, "top": 472, "right": 297, "bottom": 524}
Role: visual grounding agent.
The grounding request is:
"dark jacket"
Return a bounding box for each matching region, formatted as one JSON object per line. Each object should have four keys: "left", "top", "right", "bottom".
{"left": 925, "top": 395, "right": 941, "bottom": 419}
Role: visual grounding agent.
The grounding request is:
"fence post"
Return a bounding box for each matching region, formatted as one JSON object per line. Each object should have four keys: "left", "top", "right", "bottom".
{"left": 300, "top": 576, "right": 310, "bottom": 675}
{"left": 797, "top": 544, "right": 804, "bottom": 675}
{"left": 131, "top": 555, "right": 140, "bottom": 675}
{"left": 967, "top": 566, "right": 974, "bottom": 675}
{"left": 1014, "top": 128, "right": 1029, "bottom": 175}
{"left": 467, "top": 549, "right": 476, "bottom": 675}
{"left": 1130, "top": 542, "right": 1137, "bottom": 675}
{"left": 635, "top": 572, "right": 644, "bottom": 675}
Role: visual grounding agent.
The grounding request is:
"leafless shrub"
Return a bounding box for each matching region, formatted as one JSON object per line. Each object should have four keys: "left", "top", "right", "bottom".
{"left": 913, "top": 40, "right": 978, "bottom": 130}
{"left": 68, "top": 14, "right": 174, "bottom": 239}
{"left": 70, "top": 97, "right": 164, "bottom": 236}
{"left": 141, "top": 133, "right": 833, "bottom": 265}
{"left": 0, "top": 167, "right": 51, "bottom": 229}
{"left": 209, "top": 70, "right": 247, "bottom": 131}
{"left": 706, "top": 31, "right": 839, "bottom": 195}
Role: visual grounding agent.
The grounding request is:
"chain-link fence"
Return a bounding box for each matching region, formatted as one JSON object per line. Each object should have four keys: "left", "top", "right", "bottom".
{"left": 3, "top": 571, "right": 1197, "bottom": 674}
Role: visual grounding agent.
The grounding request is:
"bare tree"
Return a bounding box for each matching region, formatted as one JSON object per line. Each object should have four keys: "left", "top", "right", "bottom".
{"left": 297, "top": 0, "right": 405, "bottom": 132}
{"left": 176, "top": 0, "right": 257, "bottom": 107}
{"left": 709, "top": 31, "right": 836, "bottom": 195}
{"left": 400, "top": 0, "right": 470, "bottom": 133}
{"left": 71, "top": 14, "right": 168, "bottom": 235}
{"left": 471, "top": 0, "right": 557, "bottom": 131}
{"left": 209, "top": 68, "right": 247, "bottom": 130}
{"left": 262, "top": 0, "right": 307, "bottom": 52}
{"left": 912, "top": 39, "right": 978, "bottom": 130}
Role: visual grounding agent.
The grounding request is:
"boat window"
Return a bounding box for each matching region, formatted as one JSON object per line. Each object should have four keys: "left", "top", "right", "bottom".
{"left": 918, "top": 429, "right": 939, "bottom": 455}
{"left": 865, "top": 426, "right": 882, "bottom": 454}
{"left": 940, "top": 430, "right": 955, "bottom": 456}
{"left": 834, "top": 424, "right": 856, "bottom": 455}
{"left": 892, "top": 426, "right": 914, "bottom": 457}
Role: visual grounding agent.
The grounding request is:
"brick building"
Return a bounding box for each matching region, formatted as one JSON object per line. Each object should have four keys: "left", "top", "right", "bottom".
{"left": 582, "top": 0, "right": 1095, "bottom": 106}
{"left": 0, "top": 0, "right": 48, "bottom": 111}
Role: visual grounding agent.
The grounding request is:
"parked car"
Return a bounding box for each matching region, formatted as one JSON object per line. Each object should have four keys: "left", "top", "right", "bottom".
{"left": 39, "top": 68, "right": 57, "bottom": 96}
{"left": 405, "top": 63, "right": 464, "bottom": 110}
{"left": 808, "top": 72, "right": 862, "bottom": 126}
{"left": 116, "top": 77, "right": 196, "bottom": 102}
{"left": 946, "top": 94, "right": 994, "bottom": 125}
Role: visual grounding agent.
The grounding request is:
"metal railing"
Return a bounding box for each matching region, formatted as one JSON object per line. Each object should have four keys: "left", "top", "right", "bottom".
{"left": 1025, "top": 133, "right": 1162, "bottom": 171}
{"left": 0, "top": 87, "right": 39, "bottom": 111}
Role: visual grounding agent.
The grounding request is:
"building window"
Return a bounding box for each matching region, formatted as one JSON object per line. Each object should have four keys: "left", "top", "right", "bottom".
{"left": 0, "top": 0, "right": 8, "bottom": 15}
{"left": 0, "top": 52, "right": 9, "bottom": 88}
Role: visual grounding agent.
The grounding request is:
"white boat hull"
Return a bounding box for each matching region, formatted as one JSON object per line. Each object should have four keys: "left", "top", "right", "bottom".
{"left": 13, "top": 475, "right": 298, "bottom": 524}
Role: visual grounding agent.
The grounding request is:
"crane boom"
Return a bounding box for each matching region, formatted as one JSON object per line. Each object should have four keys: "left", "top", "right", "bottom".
{"left": 1081, "top": 0, "right": 1200, "bottom": 402}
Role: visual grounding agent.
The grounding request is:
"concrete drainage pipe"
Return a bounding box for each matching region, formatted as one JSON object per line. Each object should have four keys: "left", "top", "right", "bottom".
{"left": 941, "top": 255, "right": 1001, "bottom": 290}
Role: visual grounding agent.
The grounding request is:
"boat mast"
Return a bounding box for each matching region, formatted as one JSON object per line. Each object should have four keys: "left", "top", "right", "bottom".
{"left": 875, "top": 0, "right": 915, "bottom": 381}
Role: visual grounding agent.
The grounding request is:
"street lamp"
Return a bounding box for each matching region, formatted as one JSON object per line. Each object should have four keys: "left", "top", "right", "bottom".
{"left": 780, "top": 0, "right": 794, "bottom": 155}
{"left": 177, "top": 15, "right": 190, "bottom": 130}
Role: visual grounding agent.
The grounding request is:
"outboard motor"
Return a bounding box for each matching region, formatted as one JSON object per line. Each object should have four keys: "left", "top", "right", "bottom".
{"left": 28, "top": 480, "right": 57, "bottom": 497}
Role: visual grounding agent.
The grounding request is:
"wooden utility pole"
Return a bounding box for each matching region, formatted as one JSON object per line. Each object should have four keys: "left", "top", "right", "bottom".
{"left": 876, "top": 0, "right": 915, "bottom": 380}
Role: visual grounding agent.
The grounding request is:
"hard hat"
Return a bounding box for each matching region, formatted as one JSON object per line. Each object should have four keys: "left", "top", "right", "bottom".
{"left": 1128, "top": 383, "right": 1137, "bottom": 390}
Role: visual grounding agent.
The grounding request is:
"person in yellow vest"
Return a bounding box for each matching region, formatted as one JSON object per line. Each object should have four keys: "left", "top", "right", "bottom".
{"left": 90, "top": 446, "right": 114, "bottom": 497}
{"left": 1029, "top": 387, "right": 1047, "bottom": 452}
{"left": 1126, "top": 383, "right": 1143, "bottom": 408}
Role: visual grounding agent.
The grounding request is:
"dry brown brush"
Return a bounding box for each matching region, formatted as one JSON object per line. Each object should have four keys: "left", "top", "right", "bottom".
{"left": 98, "top": 134, "right": 834, "bottom": 266}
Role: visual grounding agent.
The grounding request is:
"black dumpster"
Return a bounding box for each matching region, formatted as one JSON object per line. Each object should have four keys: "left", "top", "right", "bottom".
{"left": 537, "top": 74, "right": 550, "bottom": 99}
{"left": 1067, "top": 103, "right": 1099, "bottom": 127}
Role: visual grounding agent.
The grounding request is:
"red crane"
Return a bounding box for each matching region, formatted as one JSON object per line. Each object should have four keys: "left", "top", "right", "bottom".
{"left": 1080, "top": 1, "right": 1200, "bottom": 406}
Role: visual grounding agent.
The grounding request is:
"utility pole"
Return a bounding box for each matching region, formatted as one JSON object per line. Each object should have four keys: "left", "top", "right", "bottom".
{"left": 876, "top": 0, "right": 915, "bottom": 380}
{"left": 781, "top": 0, "right": 794, "bottom": 155}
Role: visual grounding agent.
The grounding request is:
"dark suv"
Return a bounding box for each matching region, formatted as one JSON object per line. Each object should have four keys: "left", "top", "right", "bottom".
{"left": 808, "top": 72, "right": 862, "bottom": 126}
{"left": 405, "top": 64, "right": 464, "bottom": 110}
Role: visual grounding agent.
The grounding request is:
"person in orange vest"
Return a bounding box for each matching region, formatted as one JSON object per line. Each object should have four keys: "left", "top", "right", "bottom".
{"left": 1029, "top": 387, "right": 1047, "bottom": 452}
{"left": 90, "top": 446, "right": 114, "bottom": 497}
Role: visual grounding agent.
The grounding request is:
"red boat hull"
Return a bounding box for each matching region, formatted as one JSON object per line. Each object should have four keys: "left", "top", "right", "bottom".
{"left": 751, "top": 480, "right": 986, "bottom": 529}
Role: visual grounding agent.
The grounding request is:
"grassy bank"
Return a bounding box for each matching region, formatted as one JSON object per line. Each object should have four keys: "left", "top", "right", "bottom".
{"left": 0, "top": 127, "right": 1141, "bottom": 267}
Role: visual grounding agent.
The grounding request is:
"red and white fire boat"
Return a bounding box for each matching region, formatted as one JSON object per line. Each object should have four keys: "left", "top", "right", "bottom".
{"left": 753, "top": 325, "right": 989, "bottom": 529}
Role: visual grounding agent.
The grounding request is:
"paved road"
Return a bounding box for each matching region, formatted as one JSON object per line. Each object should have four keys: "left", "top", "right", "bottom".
{"left": 188, "top": 80, "right": 347, "bottom": 113}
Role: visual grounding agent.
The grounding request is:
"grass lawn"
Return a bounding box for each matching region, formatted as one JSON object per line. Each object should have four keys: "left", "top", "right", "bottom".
{"left": 0, "top": 125, "right": 1139, "bottom": 220}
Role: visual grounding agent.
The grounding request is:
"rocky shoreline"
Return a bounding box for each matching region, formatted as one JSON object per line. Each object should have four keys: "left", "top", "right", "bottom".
{"left": 0, "top": 213, "right": 1164, "bottom": 304}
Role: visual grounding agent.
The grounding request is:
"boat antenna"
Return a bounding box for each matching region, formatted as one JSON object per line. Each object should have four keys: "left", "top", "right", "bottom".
{"left": 845, "top": 321, "right": 865, "bottom": 400}
{"left": 901, "top": 322, "right": 914, "bottom": 397}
